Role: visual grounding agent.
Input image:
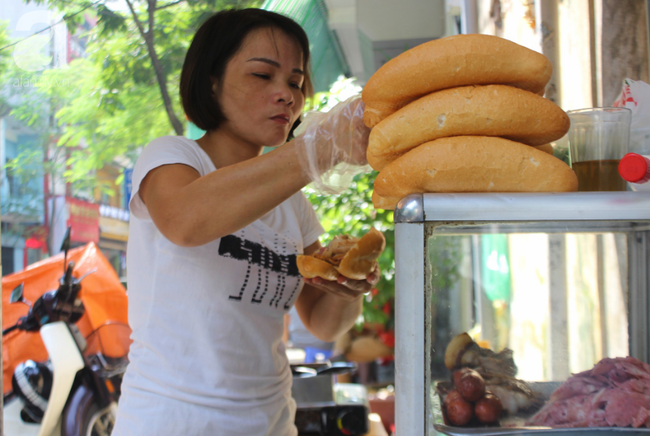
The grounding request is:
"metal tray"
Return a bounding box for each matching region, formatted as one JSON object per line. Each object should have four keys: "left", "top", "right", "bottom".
{"left": 432, "top": 381, "right": 650, "bottom": 436}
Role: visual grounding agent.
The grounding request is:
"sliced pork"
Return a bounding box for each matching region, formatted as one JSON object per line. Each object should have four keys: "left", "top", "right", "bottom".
{"left": 526, "top": 357, "right": 650, "bottom": 428}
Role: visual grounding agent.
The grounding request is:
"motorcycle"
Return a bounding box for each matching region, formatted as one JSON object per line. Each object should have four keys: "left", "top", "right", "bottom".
{"left": 2, "top": 227, "right": 131, "bottom": 436}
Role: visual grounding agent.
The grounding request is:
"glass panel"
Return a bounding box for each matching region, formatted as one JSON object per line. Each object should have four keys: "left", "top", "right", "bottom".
{"left": 426, "top": 222, "right": 634, "bottom": 433}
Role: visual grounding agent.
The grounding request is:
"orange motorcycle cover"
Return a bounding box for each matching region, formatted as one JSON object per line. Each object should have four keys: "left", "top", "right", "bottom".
{"left": 2, "top": 242, "right": 129, "bottom": 395}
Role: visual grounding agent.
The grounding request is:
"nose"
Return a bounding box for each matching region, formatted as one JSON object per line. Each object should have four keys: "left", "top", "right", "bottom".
{"left": 276, "top": 84, "right": 294, "bottom": 107}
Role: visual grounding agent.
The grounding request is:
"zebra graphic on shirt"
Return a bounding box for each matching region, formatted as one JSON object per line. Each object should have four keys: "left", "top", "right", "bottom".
{"left": 218, "top": 234, "right": 300, "bottom": 308}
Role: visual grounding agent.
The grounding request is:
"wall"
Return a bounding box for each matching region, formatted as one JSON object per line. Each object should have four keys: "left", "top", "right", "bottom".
{"left": 598, "top": 0, "right": 649, "bottom": 106}
{"left": 477, "top": 0, "right": 650, "bottom": 111}
{"left": 557, "top": 0, "right": 594, "bottom": 110}
{"left": 352, "top": 0, "right": 446, "bottom": 82}
{"left": 357, "top": 0, "right": 445, "bottom": 42}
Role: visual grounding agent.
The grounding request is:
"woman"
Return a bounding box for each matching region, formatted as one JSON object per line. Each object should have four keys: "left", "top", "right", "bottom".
{"left": 113, "top": 8, "right": 376, "bottom": 436}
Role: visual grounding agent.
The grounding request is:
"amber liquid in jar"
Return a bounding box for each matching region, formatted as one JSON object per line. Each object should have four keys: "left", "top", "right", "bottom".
{"left": 572, "top": 159, "right": 627, "bottom": 191}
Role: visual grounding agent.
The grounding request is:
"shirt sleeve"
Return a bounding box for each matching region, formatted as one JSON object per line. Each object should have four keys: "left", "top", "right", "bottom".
{"left": 294, "top": 191, "right": 324, "bottom": 250}
{"left": 129, "top": 136, "right": 207, "bottom": 221}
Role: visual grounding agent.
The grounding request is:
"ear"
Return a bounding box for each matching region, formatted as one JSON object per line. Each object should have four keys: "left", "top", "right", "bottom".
{"left": 210, "top": 76, "right": 219, "bottom": 95}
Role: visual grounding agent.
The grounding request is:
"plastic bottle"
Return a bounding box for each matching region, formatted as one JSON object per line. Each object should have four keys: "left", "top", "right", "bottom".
{"left": 619, "top": 153, "right": 650, "bottom": 191}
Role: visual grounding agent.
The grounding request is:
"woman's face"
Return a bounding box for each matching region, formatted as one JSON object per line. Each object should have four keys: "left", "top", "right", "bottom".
{"left": 214, "top": 27, "right": 306, "bottom": 149}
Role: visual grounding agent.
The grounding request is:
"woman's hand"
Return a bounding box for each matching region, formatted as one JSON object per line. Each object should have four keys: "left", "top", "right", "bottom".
{"left": 294, "top": 241, "right": 379, "bottom": 342}
{"left": 326, "top": 97, "right": 370, "bottom": 166}
{"left": 293, "top": 96, "right": 371, "bottom": 186}
{"left": 302, "top": 263, "right": 380, "bottom": 301}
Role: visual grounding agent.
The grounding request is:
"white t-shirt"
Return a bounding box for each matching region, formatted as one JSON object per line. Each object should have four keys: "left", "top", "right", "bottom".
{"left": 113, "top": 136, "right": 323, "bottom": 436}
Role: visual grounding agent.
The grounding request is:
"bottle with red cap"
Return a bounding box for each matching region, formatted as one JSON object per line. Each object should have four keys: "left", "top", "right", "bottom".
{"left": 619, "top": 153, "right": 650, "bottom": 190}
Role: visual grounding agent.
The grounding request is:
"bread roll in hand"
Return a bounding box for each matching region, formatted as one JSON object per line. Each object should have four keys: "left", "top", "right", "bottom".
{"left": 296, "top": 228, "right": 386, "bottom": 281}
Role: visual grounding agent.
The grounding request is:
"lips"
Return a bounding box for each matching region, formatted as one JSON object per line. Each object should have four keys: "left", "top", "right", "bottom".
{"left": 270, "top": 114, "right": 291, "bottom": 124}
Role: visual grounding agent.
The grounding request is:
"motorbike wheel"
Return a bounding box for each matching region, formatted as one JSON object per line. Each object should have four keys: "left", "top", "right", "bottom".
{"left": 61, "top": 385, "right": 117, "bottom": 436}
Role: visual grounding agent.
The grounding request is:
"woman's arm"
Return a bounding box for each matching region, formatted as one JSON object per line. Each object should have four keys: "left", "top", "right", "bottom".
{"left": 294, "top": 240, "right": 378, "bottom": 343}
{"left": 140, "top": 140, "right": 310, "bottom": 247}
{"left": 140, "top": 97, "right": 369, "bottom": 247}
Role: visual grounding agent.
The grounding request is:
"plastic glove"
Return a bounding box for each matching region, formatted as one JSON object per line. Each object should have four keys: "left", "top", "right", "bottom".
{"left": 294, "top": 96, "right": 371, "bottom": 194}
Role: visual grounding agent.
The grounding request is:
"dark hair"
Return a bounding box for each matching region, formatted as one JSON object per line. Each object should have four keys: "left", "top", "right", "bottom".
{"left": 180, "top": 8, "right": 313, "bottom": 132}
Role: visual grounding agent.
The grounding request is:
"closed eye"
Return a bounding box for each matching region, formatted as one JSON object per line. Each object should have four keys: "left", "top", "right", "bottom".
{"left": 252, "top": 73, "right": 270, "bottom": 79}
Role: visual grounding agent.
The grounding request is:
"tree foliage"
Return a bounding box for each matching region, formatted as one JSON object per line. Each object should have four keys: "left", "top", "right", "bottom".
{"left": 8, "top": 0, "right": 260, "bottom": 187}
{"left": 0, "top": 20, "right": 15, "bottom": 123}
{"left": 0, "top": 20, "right": 12, "bottom": 104}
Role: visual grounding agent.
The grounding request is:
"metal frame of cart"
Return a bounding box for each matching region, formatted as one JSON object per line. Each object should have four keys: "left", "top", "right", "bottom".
{"left": 393, "top": 192, "right": 650, "bottom": 436}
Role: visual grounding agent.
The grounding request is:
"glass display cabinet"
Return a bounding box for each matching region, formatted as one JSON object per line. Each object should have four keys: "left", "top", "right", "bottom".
{"left": 393, "top": 192, "right": 650, "bottom": 436}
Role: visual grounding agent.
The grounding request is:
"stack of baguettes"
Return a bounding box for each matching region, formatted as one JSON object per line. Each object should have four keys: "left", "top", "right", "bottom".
{"left": 363, "top": 34, "right": 578, "bottom": 210}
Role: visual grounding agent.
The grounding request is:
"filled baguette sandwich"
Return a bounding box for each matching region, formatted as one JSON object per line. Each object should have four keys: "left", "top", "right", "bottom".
{"left": 296, "top": 228, "right": 386, "bottom": 281}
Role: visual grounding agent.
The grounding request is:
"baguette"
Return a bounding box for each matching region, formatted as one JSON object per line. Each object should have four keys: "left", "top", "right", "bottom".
{"left": 367, "top": 85, "right": 569, "bottom": 171}
{"left": 296, "top": 228, "right": 386, "bottom": 281}
{"left": 372, "top": 136, "right": 578, "bottom": 209}
{"left": 372, "top": 190, "right": 402, "bottom": 211}
{"left": 533, "top": 143, "right": 554, "bottom": 155}
{"left": 362, "top": 34, "right": 552, "bottom": 128}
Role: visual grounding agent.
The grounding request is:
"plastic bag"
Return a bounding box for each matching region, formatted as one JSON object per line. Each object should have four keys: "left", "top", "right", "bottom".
{"left": 294, "top": 96, "right": 371, "bottom": 195}
{"left": 613, "top": 79, "right": 650, "bottom": 191}
{"left": 613, "top": 79, "right": 650, "bottom": 155}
